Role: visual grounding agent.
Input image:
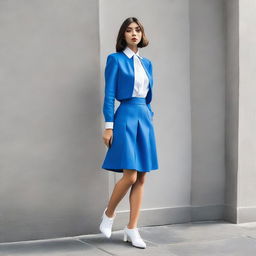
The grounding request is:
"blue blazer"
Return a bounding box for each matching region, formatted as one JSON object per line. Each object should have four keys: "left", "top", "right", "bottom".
{"left": 103, "top": 51, "right": 154, "bottom": 123}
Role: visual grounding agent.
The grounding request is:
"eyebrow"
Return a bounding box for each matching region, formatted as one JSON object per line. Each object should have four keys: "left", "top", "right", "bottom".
{"left": 126, "top": 26, "right": 140, "bottom": 29}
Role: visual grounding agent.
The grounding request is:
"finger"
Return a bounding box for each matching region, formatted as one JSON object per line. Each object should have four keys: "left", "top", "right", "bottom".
{"left": 109, "top": 136, "right": 113, "bottom": 147}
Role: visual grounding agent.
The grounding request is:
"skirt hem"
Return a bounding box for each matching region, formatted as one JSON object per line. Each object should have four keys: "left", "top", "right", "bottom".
{"left": 101, "top": 167, "right": 159, "bottom": 173}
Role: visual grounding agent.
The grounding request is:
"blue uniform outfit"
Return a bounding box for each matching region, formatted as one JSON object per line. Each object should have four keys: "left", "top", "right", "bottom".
{"left": 101, "top": 46, "right": 159, "bottom": 173}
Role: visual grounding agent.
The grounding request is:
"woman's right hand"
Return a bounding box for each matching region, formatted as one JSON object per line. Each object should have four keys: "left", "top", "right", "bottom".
{"left": 102, "top": 129, "right": 113, "bottom": 148}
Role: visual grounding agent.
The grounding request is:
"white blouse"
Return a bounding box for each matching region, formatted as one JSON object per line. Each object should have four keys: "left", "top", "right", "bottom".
{"left": 105, "top": 46, "right": 150, "bottom": 129}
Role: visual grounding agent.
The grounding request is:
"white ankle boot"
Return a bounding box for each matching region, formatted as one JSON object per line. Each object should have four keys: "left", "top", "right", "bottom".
{"left": 123, "top": 225, "right": 146, "bottom": 249}
{"left": 99, "top": 207, "right": 116, "bottom": 238}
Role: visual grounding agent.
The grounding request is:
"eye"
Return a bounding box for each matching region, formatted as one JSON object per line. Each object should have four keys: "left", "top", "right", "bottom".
{"left": 125, "top": 28, "right": 141, "bottom": 33}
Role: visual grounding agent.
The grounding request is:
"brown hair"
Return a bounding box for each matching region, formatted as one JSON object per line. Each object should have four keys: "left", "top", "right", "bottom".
{"left": 116, "top": 17, "right": 149, "bottom": 52}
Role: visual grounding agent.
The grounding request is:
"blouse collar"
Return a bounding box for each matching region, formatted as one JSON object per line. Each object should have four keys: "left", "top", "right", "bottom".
{"left": 123, "top": 46, "right": 143, "bottom": 59}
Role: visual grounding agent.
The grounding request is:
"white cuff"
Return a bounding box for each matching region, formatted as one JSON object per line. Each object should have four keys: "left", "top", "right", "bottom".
{"left": 105, "top": 122, "right": 114, "bottom": 129}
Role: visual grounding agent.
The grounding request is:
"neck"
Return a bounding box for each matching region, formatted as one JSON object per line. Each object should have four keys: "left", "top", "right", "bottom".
{"left": 127, "top": 45, "right": 138, "bottom": 53}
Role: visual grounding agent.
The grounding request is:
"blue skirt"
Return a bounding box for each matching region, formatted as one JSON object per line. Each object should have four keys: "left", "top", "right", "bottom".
{"left": 102, "top": 97, "right": 159, "bottom": 173}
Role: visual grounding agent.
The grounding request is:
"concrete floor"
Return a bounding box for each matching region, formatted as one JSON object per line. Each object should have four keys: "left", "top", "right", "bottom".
{"left": 1, "top": 220, "right": 256, "bottom": 255}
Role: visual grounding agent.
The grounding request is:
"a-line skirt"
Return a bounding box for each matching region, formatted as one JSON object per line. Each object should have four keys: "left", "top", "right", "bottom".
{"left": 102, "top": 97, "right": 159, "bottom": 173}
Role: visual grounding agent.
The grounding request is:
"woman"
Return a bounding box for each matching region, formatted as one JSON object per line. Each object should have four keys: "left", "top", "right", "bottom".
{"left": 99, "top": 17, "right": 159, "bottom": 249}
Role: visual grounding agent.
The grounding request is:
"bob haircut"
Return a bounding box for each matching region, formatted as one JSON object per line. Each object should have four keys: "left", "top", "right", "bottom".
{"left": 116, "top": 17, "right": 149, "bottom": 52}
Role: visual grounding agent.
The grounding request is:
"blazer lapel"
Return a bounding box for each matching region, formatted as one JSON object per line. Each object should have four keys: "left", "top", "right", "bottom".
{"left": 139, "top": 58, "right": 152, "bottom": 88}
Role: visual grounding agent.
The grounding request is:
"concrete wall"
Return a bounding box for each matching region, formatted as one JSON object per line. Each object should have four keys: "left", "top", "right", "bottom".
{"left": 0, "top": 0, "right": 231, "bottom": 243}
{"left": 0, "top": 0, "right": 107, "bottom": 242}
{"left": 225, "top": 0, "right": 239, "bottom": 223}
{"left": 237, "top": 0, "right": 256, "bottom": 222}
{"left": 190, "top": 0, "right": 226, "bottom": 220}
{"left": 224, "top": 0, "right": 256, "bottom": 224}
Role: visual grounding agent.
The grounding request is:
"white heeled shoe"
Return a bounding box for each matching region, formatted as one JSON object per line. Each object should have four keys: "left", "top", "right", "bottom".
{"left": 99, "top": 207, "right": 116, "bottom": 238}
{"left": 123, "top": 225, "right": 146, "bottom": 249}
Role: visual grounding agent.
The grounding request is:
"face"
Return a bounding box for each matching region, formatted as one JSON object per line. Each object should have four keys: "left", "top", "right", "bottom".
{"left": 124, "top": 22, "right": 142, "bottom": 48}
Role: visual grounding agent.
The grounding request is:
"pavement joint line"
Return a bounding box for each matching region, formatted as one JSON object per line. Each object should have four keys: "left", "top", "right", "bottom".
{"left": 73, "top": 237, "right": 118, "bottom": 256}
{"left": 0, "top": 236, "right": 79, "bottom": 245}
{"left": 74, "top": 236, "right": 160, "bottom": 252}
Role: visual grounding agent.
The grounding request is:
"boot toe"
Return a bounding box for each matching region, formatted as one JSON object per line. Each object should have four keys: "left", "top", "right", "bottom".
{"left": 123, "top": 226, "right": 146, "bottom": 249}
{"left": 99, "top": 207, "right": 116, "bottom": 238}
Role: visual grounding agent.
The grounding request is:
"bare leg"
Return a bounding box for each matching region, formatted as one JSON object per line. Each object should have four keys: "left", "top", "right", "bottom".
{"left": 105, "top": 169, "right": 137, "bottom": 218}
{"left": 127, "top": 171, "right": 147, "bottom": 228}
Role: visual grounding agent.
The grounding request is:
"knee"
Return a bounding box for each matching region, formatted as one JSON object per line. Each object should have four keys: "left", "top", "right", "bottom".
{"left": 123, "top": 170, "right": 137, "bottom": 185}
{"left": 125, "top": 175, "right": 137, "bottom": 185}
{"left": 137, "top": 175, "right": 146, "bottom": 185}
{"left": 136, "top": 172, "right": 146, "bottom": 185}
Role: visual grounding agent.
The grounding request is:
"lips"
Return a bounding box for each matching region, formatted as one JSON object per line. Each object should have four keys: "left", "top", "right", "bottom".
{"left": 132, "top": 38, "right": 137, "bottom": 41}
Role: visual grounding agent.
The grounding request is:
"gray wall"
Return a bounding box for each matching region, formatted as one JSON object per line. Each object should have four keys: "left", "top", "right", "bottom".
{"left": 0, "top": 0, "right": 245, "bottom": 243}
{"left": 237, "top": 0, "right": 256, "bottom": 222}
{"left": 225, "top": 0, "right": 239, "bottom": 223}
{"left": 0, "top": 0, "right": 107, "bottom": 242}
{"left": 225, "top": 0, "right": 256, "bottom": 223}
{"left": 190, "top": 0, "right": 226, "bottom": 220}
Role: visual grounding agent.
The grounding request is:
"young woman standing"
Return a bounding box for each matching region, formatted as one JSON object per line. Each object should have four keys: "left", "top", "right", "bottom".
{"left": 99, "top": 17, "right": 159, "bottom": 249}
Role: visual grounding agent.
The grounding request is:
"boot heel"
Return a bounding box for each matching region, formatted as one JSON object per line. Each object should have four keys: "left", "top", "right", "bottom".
{"left": 123, "top": 232, "right": 128, "bottom": 242}
{"left": 123, "top": 226, "right": 146, "bottom": 248}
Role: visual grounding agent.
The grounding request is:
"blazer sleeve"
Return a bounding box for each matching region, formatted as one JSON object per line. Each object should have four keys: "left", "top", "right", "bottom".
{"left": 103, "top": 54, "right": 118, "bottom": 125}
{"left": 147, "top": 61, "right": 154, "bottom": 117}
